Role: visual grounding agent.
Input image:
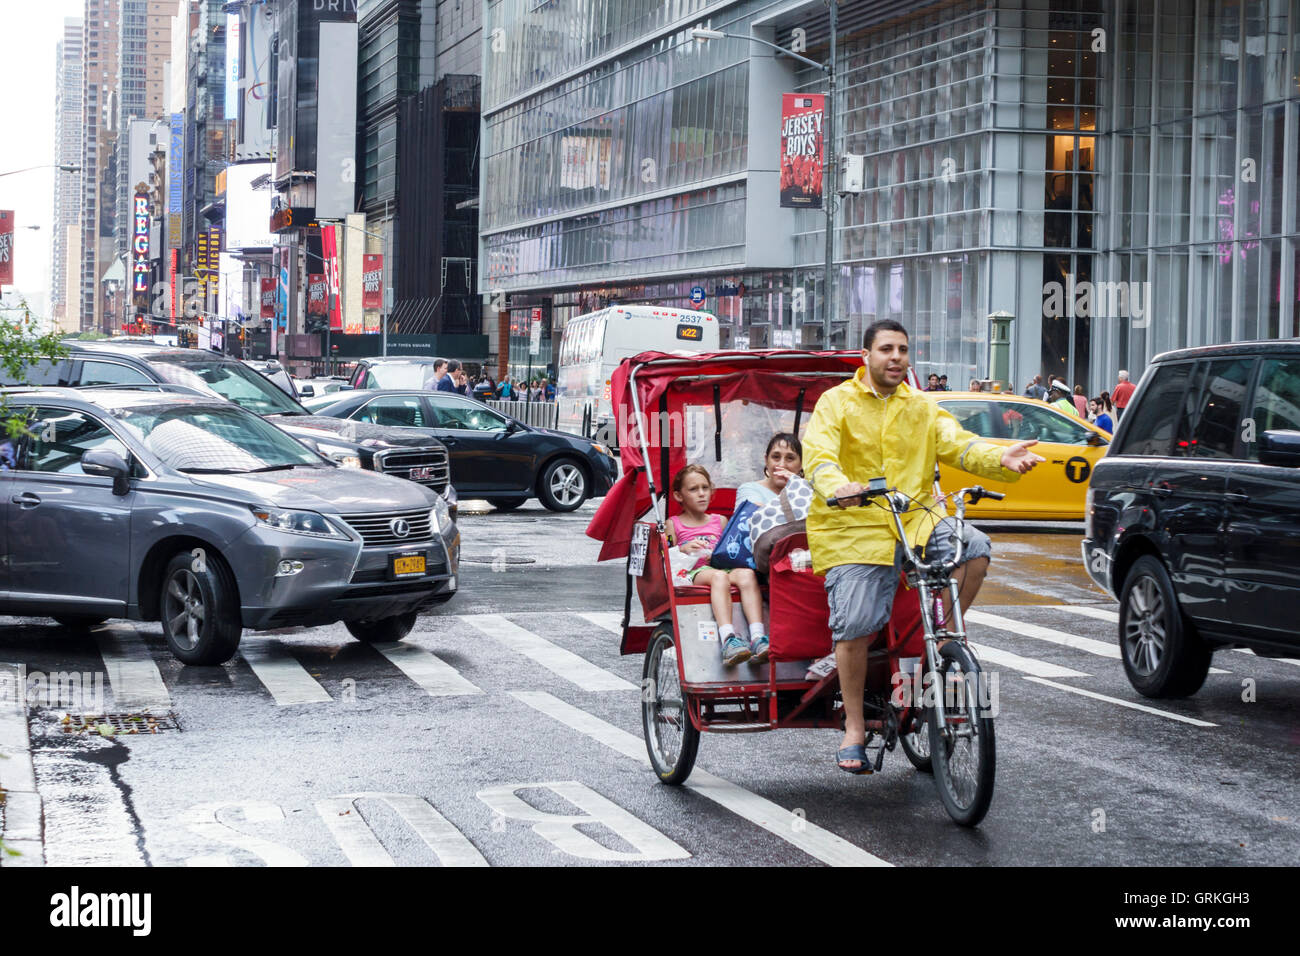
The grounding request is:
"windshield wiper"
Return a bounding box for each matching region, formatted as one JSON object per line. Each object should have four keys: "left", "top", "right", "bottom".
{"left": 179, "top": 463, "right": 301, "bottom": 474}
{"left": 245, "top": 464, "right": 301, "bottom": 473}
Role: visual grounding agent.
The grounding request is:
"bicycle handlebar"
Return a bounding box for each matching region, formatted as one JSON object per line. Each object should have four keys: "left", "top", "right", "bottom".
{"left": 826, "top": 485, "right": 1004, "bottom": 508}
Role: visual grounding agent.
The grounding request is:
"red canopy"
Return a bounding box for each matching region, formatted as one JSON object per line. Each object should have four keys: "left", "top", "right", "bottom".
{"left": 586, "top": 349, "right": 863, "bottom": 561}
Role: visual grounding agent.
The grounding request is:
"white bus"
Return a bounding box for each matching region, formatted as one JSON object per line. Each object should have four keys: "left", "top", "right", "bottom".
{"left": 556, "top": 305, "right": 721, "bottom": 446}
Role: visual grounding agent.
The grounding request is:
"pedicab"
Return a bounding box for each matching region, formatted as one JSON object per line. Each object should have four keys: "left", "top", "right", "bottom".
{"left": 586, "top": 349, "right": 1000, "bottom": 826}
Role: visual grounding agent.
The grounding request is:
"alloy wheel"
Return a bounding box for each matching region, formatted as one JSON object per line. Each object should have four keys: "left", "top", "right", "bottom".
{"left": 548, "top": 462, "right": 585, "bottom": 507}
{"left": 1123, "top": 575, "right": 1166, "bottom": 677}
{"left": 164, "top": 569, "right": 205, "bottom": 652}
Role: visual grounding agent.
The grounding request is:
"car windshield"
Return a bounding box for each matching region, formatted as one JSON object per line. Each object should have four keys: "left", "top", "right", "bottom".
{"left": 150, "top": 358, "right": 305, "bottom": 415}
{"left": 111, "top": 403, "right": 325, "bottom": 473}
{"left": 370, "top": 365, "right": 437, "bottom": 389}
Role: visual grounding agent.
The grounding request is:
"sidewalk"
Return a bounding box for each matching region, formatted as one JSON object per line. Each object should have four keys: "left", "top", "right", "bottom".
{"left": 0, "top": 663, "right": 43, "bottom": 866}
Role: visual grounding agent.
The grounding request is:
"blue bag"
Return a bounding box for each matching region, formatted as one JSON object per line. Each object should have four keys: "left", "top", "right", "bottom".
{"left": 708, "top": 501, "right": 759, "bottom": 570}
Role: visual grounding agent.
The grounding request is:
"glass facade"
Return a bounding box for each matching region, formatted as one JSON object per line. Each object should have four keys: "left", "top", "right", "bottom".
{"left": 482, "top": 0, "right": 1300, "bottom": 392}
{"left": 1097, "top": 0, "right": 1300, "bottom": 385}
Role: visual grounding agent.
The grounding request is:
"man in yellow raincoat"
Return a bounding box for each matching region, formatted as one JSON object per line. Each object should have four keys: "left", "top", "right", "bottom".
{"left": 803, "top": 320, "right": 1045, "bottom": 773}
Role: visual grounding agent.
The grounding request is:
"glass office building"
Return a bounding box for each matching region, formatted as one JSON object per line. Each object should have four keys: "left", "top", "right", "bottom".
{"left": 481, "top": 0, "right": 1300, "bottom": 390}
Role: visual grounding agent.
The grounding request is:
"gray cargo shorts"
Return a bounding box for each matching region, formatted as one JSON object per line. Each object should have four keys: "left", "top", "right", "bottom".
{"left": 824, "top": 518, "right": 992, "bottom": 643}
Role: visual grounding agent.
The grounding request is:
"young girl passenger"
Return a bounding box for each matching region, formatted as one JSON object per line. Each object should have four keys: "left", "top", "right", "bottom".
{"left": 668, "top": 465, "right": 769, "bottom": 665}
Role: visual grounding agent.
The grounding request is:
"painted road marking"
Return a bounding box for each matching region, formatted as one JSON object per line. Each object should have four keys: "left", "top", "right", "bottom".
{"left": 577, "top": 612, "right": 626, "bottom": 635}
{"left": 1044, "top": 607, "right": 1230, "bottom": 674}
{"left": 372, "top": 641, "right": 483, "bottom": 697}
{"left": 1233, "top": 648, "right": 1300, "bottom": 668}
{"left": 967, "top": 642, "right": 1089, "bottom": 679}
{"left": 317, "top": 793, "right": 488, "bottom": 867}
{"left": 511, "top": 690, "right": 891, "bottom": 867}
{"left": 1022, "top": 677, "right": 1218, "bottom": 727}
{"left": 239, "top": 638, "right": 332, "bottom": 706}
{"left": 465, "top": 615, "right": 635, "bottom": 692}
{"left": 96, "top": 627, "right": 172, "bottom": 711}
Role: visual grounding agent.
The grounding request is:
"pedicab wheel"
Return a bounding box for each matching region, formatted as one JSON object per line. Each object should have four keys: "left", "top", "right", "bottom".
{"left": 899, "top": 710, "right": 933, "bottom": 773}
{"left": 642, "top": 626, "right": 699, "bottom": 785}
{"left": 927, "top": 642, "right": 995, "bottom": 826}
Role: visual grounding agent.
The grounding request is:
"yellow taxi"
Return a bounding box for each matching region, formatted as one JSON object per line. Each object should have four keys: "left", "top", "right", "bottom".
{"left": 923, "top": 391, "right": 1112, "bottom": 520}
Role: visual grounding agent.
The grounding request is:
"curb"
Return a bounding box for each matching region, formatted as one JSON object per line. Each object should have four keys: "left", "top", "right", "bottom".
{"left": 0, "top": 663, "right": 43, "bottom": 867}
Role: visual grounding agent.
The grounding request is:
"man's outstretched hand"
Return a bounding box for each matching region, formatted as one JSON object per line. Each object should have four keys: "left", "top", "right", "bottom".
{"left": 1001, "top": 439, "right": 1045, "bottom": 474}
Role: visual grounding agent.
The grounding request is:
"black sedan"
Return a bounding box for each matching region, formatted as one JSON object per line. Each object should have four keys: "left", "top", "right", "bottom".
{"left": 309, "top": 389, "right": 618, "bottom": 512}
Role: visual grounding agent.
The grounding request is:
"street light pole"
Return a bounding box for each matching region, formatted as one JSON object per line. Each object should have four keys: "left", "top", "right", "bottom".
{"left": 823, "top": 0, "right": 838, "bottom": 351}
{"left": 0, "top": 163, "right": 81, "bottom": 179}
{"left": 692, "top": 3, "right": 839, "bottom": 349}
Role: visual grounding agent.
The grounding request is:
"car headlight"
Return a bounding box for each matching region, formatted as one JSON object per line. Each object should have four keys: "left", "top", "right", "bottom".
{"left": 431, "top": 497, "right": 455, "bottom": 536}
{"left": 250, "top": 505, "right": 347, "bottom": 539}
{"left": 314, "top": 442, "right": 363, "bottom": 468}
{"left": 592, "top": 442, "right": 612, "bottom": 458}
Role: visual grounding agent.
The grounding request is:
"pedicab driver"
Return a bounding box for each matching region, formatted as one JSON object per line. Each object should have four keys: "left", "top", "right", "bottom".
{"left": 802, "top": 320, "right": 1045, "bottom": 774}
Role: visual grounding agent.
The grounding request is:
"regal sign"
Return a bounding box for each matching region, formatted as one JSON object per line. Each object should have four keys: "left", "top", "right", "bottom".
{"left": 270, "top": 205, "right": 316, "bottom": 233}
{"left": 132, "top": 193, "right": 151, "bottom": 295}
{"left": 0, "top": 210, "right": 13, "bottom": 286}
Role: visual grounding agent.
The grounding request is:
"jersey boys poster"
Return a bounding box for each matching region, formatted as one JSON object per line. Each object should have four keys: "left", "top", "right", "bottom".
{"left": 780, "top": 94, "right": 825, "bottom": 209}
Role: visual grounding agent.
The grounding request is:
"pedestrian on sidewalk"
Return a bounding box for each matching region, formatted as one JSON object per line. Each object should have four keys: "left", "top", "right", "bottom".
{"left": 1111, "top": 370, "right": 1136, "bottom": 420}
{"left": 1024, "top": 374, "right": 1047, "bottom": 401}
{"left": 1072, "top": 384, "right": 1089, "bottom": 419}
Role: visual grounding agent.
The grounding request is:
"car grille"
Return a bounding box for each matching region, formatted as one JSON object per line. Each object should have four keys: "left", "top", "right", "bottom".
{"left": 339, "top": 509, "right": 434, "bottom": 546}
{"left": 374, "top": 447, "right": 450, "bottom": 493}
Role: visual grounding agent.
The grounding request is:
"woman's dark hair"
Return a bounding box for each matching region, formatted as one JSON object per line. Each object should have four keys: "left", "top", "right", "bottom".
{"left": 1099, "top": 390, "right": 1113, "bottom": 412}
{"left": 862, "top": 319, "right": 909, "bottom": 350}
{"left": 764, "top": 433, "right": 803, "bottom": 474}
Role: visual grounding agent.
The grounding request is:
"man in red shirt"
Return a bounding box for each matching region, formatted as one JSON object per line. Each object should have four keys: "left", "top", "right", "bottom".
{"left": 1111, "top": 370, "right": 1137, "bottom": 420}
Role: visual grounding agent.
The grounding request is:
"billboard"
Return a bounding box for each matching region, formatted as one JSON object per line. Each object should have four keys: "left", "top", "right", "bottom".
{"left": 168, "top": 113, "right": 184, "bottom": 249}
{"left": 316, "top": 21, "right": 359, "bottom": 219}
{"left": 779, "top": 94, "right": 825, "bottom": 209}
{"left": 225, "top": 162, "right": 275, "bottom": 251}
{"left": 275, "top": 0, "right": 358, "bottom": 182}
{"left": 307, "top": 273, "right": 327, "bottom": 315}
{"left": 321, "top": 224, "right": 343, "bottom": 332}
{"left": 236, "top": 0, "right": 275, "bottom": 161}
{"left": 260, "top": 277, "right": 277, "bottom": 318}
{"left": 0, "top": 210, "right": 12, "bottom": 286}
{"left": 559, "top": 133, "right": 611, "bottom": 192}
{"left": 361, "top": 254, "right": 383, "bottom": 312}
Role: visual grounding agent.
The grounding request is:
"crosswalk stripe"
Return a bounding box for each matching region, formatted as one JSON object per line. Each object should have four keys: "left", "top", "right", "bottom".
{"left": 511, "top": 690, "right": 892, "bottom": 867}
{"left": 239, "top": 638, "right": 332, "bottom": 706}
{"left": 372, "top": 641, "right": 483, "bottom": 697}
{"left": 463, "top": 615, "right": 636, "bottom": 691}
{"left": 967, "top": 642, "right": 1089, "bottom": 679}
{"left": 1232, "top": 648, "right": 1300, "bottom": 668}
{"left": 95, "top": 628, "right": 171, "bottom": 712}
{"left": 577, "top": 612, "right": 625, "bottom": 635}
{"left": 1021, "top": 677, "right": 1218, "bottom": 727}
{"left": 1055, "top": 605, "right": 1120, "bottom": 624}
{"left": 1045, "top": 607, "right": 1232, "bottom": 674}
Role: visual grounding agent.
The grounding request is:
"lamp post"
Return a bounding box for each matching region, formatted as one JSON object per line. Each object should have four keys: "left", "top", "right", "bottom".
{"left": 691, "top": 1, "right": 839, "bottom": 349}
{"left": 0, "top": 163, "right": 80, "bottom": 179}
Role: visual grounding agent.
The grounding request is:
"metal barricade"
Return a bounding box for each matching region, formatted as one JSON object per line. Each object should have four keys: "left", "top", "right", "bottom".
{"left": 488, "top": 399, "right": 559, "bottom": 430}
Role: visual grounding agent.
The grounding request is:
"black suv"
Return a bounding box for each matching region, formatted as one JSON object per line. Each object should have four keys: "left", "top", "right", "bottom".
{"left": 1083, "top": 340, "right": 1300, "bottom": 697}
{"left": 6, "top": 342, "right": 456, "bottom": 514}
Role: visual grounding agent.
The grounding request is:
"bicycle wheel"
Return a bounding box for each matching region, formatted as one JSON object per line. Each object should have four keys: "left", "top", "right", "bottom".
{"left": 641, "top": 626, "right": 700, "bottom": 785}
{"left": 927, "top": 642, "right": 995, "bottom": 826}
{"left": 899, "top": 708, "right": 932, "bottom": 773}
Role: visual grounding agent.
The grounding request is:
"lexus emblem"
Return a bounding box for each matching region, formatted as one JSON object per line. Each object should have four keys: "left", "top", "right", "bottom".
{"left": 390, "top": 518, "right": 411, "bottom": 538}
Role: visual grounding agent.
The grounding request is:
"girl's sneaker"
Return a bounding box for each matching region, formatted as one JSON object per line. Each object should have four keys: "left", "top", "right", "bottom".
{"left": 749, "top": 636, "right": 770, "bottom": 664}
{"left": 721, "top": 635, "right": 752, "bottom": 666}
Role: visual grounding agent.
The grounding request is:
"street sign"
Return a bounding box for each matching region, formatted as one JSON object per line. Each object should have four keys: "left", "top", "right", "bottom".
{"left": 628, "top": 524, "right": 650, "bottom": 577}
{"left": 529, "top": 307, "right": 543, "bottom": 356}
{"left": 690, "top": 286, "right": 705, "bottom": 305}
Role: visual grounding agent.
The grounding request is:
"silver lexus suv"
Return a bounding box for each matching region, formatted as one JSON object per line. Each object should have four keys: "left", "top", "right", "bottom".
{"left": 0, "top": 389, "right": 459, "bottom": 665}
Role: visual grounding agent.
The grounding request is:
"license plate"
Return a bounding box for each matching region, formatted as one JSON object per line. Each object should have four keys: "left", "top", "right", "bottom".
{"left": 410, "top": 466, "right": 432, "bottom": 481}
{"left": 389, "top": 551, "right": 426, "bottom": 578}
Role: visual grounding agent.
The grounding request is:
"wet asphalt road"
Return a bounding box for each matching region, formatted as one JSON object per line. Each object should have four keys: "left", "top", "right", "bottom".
{"left": 1, "top": 500, "right": 1297, "bottom": 867}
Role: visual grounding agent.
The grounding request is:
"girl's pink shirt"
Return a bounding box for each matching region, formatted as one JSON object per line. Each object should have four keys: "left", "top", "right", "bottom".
{"left": 669, "top": 513, "right": 725, "bottom": 570}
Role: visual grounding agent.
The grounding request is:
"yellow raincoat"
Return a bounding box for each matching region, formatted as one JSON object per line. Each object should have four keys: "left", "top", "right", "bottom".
{"left": 803, "top": 369, "right": 1021, "bottom": 572}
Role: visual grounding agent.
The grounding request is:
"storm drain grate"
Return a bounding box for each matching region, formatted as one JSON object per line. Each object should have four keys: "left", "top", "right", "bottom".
{"left": 60, "top": 712, "right": 180, "bottom": 735}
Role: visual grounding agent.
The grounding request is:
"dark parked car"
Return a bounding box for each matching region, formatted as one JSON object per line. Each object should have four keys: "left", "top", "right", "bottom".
{"left": 1082, "top": 340, "right": 1300, "bottom": 698}
{"left": 5, "top": 341, "right": 457, "bottom": 515}
{"left": 0, "top": 389, "right": 459, "bottom": 664}
{"left": 310, "top": 389, "right": 618, "bottom": 511}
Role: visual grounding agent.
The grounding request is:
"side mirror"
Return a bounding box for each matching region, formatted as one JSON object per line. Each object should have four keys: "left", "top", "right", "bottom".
{"left": 299, "top": 384, "right": 315, "bottom": 398}
{"left": 1259, "top": 429, "right": 1300, "bottom": 467}
{"left": 298, "top": 437, "right": 322, "bottom": 455}
{"left": 505, "top": 419, "right": 524, "bottom": 435}
{"left": 1086, "top": 432, "right": 1107, "bottom": 446}
{"left": 81, "top": 448, "right": 132, "bottom": 496}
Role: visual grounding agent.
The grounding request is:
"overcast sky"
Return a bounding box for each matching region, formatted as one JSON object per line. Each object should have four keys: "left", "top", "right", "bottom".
{"left": 1, "top": 0, "right": 90, "bottom": 313}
